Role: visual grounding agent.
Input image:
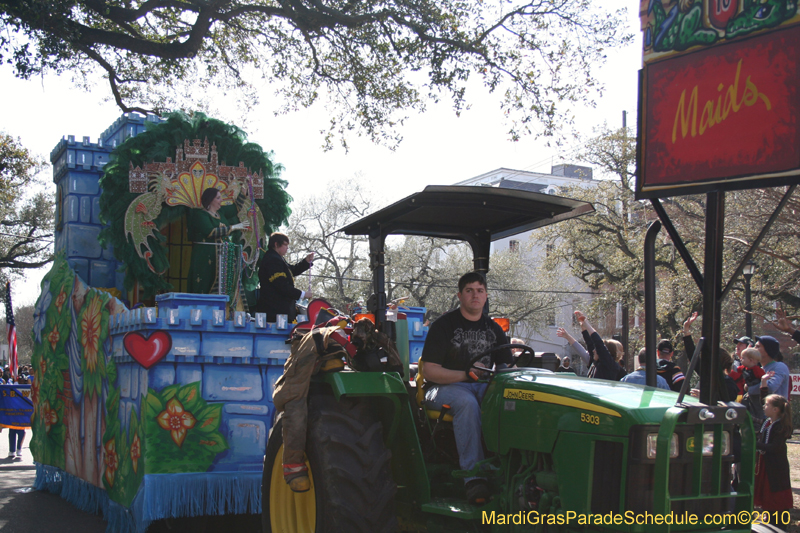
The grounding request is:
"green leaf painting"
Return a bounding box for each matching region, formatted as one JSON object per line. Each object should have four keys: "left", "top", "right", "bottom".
{"left": 144, "top": 382, "right": 228, "bottom": 474}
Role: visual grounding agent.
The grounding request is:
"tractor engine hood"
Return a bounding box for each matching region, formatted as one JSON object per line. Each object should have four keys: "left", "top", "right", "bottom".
{"left": 481, "top": 370, "right": 693, "bottom": 454}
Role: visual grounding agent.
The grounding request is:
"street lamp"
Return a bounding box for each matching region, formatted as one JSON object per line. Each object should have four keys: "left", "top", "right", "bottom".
{"left": 743, "top": 261, "right": 756, "bottom": 338}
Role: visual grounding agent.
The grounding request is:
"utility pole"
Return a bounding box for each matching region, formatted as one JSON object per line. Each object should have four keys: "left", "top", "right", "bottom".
{"left": 743, "top": 261, "right": 756, "bottom": 338}
{"left": 621, "top": 110, "right": 631, "bottom": 370}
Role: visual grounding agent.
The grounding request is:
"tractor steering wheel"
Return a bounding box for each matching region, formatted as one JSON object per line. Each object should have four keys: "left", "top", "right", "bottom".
{"left": 465, "top": 343, "right": 534, "bottom": 380}
{"left": 509, "top": 344, "right": 536, "bottom": 368}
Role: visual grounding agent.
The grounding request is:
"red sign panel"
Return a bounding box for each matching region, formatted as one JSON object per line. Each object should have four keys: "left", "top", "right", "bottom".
{"left": 638, "top": 25, "right": 800, "bottom": 198}
{"left": 792, "top": 374, "right": 800, "bottom": 396}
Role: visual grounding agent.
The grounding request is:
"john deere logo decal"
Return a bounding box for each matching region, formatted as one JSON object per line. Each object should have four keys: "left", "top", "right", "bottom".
{"left": 502, "top": 388, "right": 621, "bottom": 418}
{"left": 504, "top": 389, "right": 536, "bottom": 402}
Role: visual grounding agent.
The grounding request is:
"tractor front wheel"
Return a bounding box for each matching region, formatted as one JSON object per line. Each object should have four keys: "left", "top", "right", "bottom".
{"left": 261, "top": 394, "right": 397, "bottom": 533}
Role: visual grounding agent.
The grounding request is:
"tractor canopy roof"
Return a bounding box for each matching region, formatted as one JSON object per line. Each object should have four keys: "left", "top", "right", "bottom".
{"left": 340, "top": 185, "right": 594, "bottom": 241}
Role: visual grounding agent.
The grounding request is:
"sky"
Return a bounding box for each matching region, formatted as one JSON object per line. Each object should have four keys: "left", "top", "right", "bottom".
{"left": 2, "top": 1, "right": 642, "bottom": 306}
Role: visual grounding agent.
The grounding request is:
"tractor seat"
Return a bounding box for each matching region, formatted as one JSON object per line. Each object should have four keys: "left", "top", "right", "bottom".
{"left": 415, "top": 360, "right": 454, "bottom": 422}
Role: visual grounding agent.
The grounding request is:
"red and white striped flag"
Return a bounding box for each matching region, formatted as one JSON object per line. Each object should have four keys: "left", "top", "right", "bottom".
{"left": 5, "top": 282, "right": 17, "bottom": 381}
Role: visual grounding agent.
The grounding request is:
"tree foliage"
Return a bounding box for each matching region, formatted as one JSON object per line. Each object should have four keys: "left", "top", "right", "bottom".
{"left": 285, "top": 181, "right": 373, "bottom": 311}
{"left": 541, "top": 126, "right": 653, "bottom": 309}
{"left": 651, "top": 187, "right": 800, "bottom": 355}
{"left": 97, "top": 111, "right": 290, "bottom": 297}
{"left": 386, "top": 235, "right": 563, "bottom": 332}
{"left": 486, "top": 243, "right": 564, "bottom": 333}
{"left": 542, "top": 124, "right": 800, "bottom": 351}
{"left": 385, "top": 236, "right": 468, "bottom": 316}
{"left": 13, "top": 303, "right": 34, "bottom": 364}
{"left": 1, "top": 0, "right": 630, "bottom": 148}
{"left": 0, "top": 133, "right": 54, "bottom": 284}
{"left": 723, "top": 187, "right": 800, "bottom": 312}
{"left": 540, "top": 125, "right": 704, "bottom": 343}
{"left": 287, "top": 183, "right": 564, "bottom": 337}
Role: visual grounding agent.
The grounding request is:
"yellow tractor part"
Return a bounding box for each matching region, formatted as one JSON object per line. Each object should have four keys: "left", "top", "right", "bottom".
{"left": 270, "top": 444, "right": 316, "bottom": 532}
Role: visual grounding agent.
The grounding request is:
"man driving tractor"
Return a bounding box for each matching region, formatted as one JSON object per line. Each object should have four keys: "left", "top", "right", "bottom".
{"left": 420, "top": 272, "right": 513, "bottom": 506}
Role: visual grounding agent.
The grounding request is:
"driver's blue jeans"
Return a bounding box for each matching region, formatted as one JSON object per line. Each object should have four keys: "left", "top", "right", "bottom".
{"left": 424, "top": 382, "right": 488, "bottom": 483}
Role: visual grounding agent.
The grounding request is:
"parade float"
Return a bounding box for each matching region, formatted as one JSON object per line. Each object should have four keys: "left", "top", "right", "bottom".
{"left": 29, "top": 112, "right": 305, "bottom": 532}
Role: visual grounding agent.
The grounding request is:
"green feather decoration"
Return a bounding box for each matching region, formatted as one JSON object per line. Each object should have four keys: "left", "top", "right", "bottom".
{"left": 98, "top": 112, "right": 290, "bottom": 299}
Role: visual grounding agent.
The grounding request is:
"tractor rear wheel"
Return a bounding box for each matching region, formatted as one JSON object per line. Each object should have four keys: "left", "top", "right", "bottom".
{"left": 262, "top": 394, "right": 397, "bottom": 533}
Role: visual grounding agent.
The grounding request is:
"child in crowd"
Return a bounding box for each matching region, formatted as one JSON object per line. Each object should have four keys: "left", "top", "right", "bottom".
{"left": 729, "top": 347, "right": 765, "bottom": 397}
{"left": 754, "top": 394, "right": 793, "bottom": 530}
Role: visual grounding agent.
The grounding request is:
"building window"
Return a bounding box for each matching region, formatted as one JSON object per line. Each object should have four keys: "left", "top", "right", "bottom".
{"left": 546, "top": 244, "right": 554, "bottom": 257}
{"left": 509, "top": 240, "right": 519, "bottom": 252}
{"left": 546, "top": 310, "right": 556, "bottom": 327}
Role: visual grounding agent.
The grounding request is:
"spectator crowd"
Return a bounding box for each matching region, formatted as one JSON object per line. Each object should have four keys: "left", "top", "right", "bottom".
{"left": 548, "top": 308, "right": 795, "bottom": 529}
{"left": 1, "top": 364, "right": 33, "bottom": 459}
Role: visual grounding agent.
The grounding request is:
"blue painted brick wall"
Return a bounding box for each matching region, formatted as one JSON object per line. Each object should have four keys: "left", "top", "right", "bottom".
{"left": 109, "top": 295, "right": 293, "bottom": 474}
{"left": 66, "top": 224, "right": 102, "bottom": 259}
{"left": 51, "top": 113, "right": 164, "bottom": 294}
{"left": 48, "top": 114, "right": 309, "bottom": 478}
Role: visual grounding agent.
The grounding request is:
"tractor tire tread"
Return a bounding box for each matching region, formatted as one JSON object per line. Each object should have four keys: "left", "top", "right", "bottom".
{"left": 308, "top": 395, "right": 397, "bottom": 533}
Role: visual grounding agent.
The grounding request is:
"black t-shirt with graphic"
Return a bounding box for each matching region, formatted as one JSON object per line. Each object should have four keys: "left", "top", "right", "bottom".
{"left": 421, "top": 308, "right": 511, "bottom": 382}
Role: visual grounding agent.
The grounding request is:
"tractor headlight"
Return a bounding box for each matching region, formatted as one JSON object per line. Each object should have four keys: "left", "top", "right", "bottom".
{"left": 646, "top": 433, "right": 679, "bottom": 459}
{"left": 701, "top": 431, "right": 730, "bottom": 456}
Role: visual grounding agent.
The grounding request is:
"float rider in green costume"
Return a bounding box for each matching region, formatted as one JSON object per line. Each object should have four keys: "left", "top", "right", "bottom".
{"left": 187, "top": 187, "right": 250, "bottom": 295}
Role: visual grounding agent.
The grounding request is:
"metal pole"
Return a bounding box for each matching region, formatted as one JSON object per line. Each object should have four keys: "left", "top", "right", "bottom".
{"left": 744, "top": 274, "right": 753, "bottom": 339}
{"left": 620, "top": 108, "right": 630, "bottom": 369}
{"left": 700, "top": 191, "right": 725, "bottom": 404}
{"left": 650, "top": 199, "right": 703, "bottom": 292}
{"left": 369, "top": 228, "right": 387, "bottom": 331}
{"left": 469, "top": 233, "right": 492, "bottom": 315}
{"left": 622, "top": 306, "right": 630, "bottom": 371}
{"left": 644, "top": 219, "right": 661, "bottom": 387}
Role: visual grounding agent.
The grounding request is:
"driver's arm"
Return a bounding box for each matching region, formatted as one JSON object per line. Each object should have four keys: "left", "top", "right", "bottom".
{"left": 424, "top": 361, "right": 470, "bottom": 384}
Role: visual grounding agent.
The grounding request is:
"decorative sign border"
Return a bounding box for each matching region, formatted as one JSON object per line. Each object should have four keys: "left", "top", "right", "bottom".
{"left": 636, "top": 24, "right": 800, "bottom": 199}
{"left": 640, "top": 0, "right": 800, "bottom": 65}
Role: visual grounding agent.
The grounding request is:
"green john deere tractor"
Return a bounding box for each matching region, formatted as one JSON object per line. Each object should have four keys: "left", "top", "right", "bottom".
{"left": 261, "top": 186, "right": 766, "bottom": 533}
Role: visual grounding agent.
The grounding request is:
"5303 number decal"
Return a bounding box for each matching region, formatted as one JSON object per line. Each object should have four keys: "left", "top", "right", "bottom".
{"left": 580, "top": 413, "right": 600, "bottom": 425}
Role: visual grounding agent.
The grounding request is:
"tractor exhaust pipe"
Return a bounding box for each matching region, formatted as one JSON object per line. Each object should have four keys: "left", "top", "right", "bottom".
{"left": 644, "top": 220, "right": 661, "bottom": 388}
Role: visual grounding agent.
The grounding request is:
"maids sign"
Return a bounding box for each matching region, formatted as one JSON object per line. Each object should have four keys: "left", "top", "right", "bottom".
{"left": 637, "top": 1, "right": 800, "bottom": 199}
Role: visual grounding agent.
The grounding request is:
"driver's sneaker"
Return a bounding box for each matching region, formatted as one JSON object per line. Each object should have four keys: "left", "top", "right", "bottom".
{"left": 466, "top": 478, "right": 490, "bottom": 505}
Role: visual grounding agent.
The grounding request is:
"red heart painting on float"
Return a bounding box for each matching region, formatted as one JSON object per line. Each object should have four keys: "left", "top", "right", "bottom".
{"left": 123, "top": 331, "right": 173, "bottom": 369}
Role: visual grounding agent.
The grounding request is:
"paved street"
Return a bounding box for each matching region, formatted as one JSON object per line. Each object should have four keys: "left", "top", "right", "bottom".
{"left": 0, "top": 429, "right": 261, "bottom": 533}
{"left": 0, "top": 429, "right": 106, "bottom": 533}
